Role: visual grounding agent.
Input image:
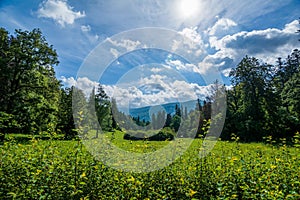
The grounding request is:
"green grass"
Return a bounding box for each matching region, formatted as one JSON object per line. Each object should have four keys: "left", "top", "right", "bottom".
{"left": 0, "top": 132, "right": 299, "bottom": 199}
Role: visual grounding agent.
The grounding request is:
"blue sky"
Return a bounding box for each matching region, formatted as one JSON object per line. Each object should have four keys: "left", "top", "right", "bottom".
{"left": 0, "top": 0, "right": 299, "bottom": 108}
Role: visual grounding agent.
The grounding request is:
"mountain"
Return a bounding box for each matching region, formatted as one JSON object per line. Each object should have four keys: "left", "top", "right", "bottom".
{"left": 129, "top": 99, "right": 198, "bottom": 121}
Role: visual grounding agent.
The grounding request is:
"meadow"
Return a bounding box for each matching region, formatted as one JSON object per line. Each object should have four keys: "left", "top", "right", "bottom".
{"left": 0, "top": 132, "right": 299, "bottom": 200}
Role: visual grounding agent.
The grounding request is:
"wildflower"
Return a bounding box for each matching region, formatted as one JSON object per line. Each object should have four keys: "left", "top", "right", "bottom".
{"left": 231, "top": 156, "right": 238, "bottom": 161}
{"left": 36, "top": 169, "right": 42, "bottom": 175}
{"left": 270, "top": 165, "right": 276, "bottom": 169}
{"left": 81, "top": 172, "right": 86, "bottom": 178}
{"left": 189, "top": 189, "right": 197, "bottom": 197}
{"left": 127, "top": 176, "right": 135, "bottom": 182}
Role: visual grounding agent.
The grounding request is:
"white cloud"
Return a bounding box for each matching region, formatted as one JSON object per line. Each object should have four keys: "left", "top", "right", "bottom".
{"left": 110, "top": 48, "right": 120, "bottom": 58}
{"left": 221, "top": 68, "right": 232, "bottom": 77}
{"left": 283, "top": 20, "right": 299, "bottom": 34}
{"left": 60, "top": 76, "right": 223, "bottom": 109}
{"left": 207, "top": 18, "right": 238, "bottom": 37}
{"left": 80, "top": 25, "right": 100, "bottom": 45}
{"left": 107, "top": 38, "right": 142, "bottom": 51}
{"left": 173, "top": 27, "right": 205, "bottom": 56}
{"left": 60, "top": 76, "right": 77, "bottom": 87}
{"left": 150, "top": 67, "right": 164, "bottom": 73}
{"left": 203, "top": 19, "right": 299, "bottom": 76}
{"left": 60, "top": 76, "right": 98, "bottom": 96}
{"left": 105, "top": 75, "right": 214, "bottom": 109}
{"left": 37, "top": 0, "right": 85, "bottom": 27}
{"left": 165, "top": 59, "right": 201, "bottom": 74}
{"left": 81, "top": 25, "right": 91, "bottom": 32}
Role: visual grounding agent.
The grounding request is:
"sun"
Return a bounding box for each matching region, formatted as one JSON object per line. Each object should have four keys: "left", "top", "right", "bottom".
{"left": 177, "top": 0, "right": 201, "bottom": 19}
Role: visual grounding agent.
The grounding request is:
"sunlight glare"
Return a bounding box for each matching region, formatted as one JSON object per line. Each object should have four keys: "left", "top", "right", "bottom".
{"left": 178, "top": 0, "right": 201, "bottom": 19}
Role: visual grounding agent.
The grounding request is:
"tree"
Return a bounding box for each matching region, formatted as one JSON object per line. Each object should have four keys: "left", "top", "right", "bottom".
{"left": 171, "top": 115, "right": 181, "bottom": 132}
{"left": 202, "top": 100, "right": 211, "bottom": 120}
{"left": 281, "top": 71, "right": 300, "bottom": 132}
{"left": 0, "top": 28, "right": 60, "bottom": 139}
{"left": 110, "top": 98, "right": 119, "bottom": 130}
{"left": 164, "top": 113, "right": 172, "bottom": 128}
{"left": 94, "top": 84, "right": 111, "bottom": 131}
{"left": 57, "top": 87, "right": 77, "bottom": 139}
{"left": 151, "top": 113, "right": 157, "bottom": 129}
{"left": 227, "top": 56, "right": 273, "bottom": 141}
{"left": 175, "top": 104, "right": 181, "bottom": 117}
{"left": 72, "top": 87, "right": 88, "bottom": 138}
{"left": 271, "top": 50, "right": 300, "bottom": 137}
{"left": 183, "top": 106, "right": 188, "bottom": 120}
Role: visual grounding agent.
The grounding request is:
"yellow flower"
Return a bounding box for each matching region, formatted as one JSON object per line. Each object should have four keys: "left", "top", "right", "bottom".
{"left": 81, "top": 172, "right": 86, "bottom": 178}
{"left": 36, "top": 169, "right": 42, "bottom": 175}
{"left": 270, "top": 165, "right": 276, "bottom": 169}
{"left": 189, "top": 189, "right": 197, "bottom": 197}
{"left": 231, "top": 156, "right": 238, "bottom": 161}
{"left": 180, "top": 177, "right": 184, "bottom": 184}
{"left": 127, "top": 176, "right": 135, "bottom": 182}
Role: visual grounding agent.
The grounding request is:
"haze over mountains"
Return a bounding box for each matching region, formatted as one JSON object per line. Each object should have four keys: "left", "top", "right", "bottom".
{"left": 128, "top": 99, "right": 199, "bottom": 121}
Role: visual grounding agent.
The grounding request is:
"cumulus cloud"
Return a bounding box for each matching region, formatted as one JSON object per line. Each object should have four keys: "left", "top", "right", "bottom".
{"left": 172, "top": 27, "right": 205, "bottom": 56}
{"left": 204, "top": 19, "right": 299, "bottom": 76}
{"left": 105, "top": 74, "right": 214, "bottom": 108}
{"left": 60, "top": 75, "right": 222, "bottom": 109}
{"left": 171, "top": 19, "right": 299, "bottom": 79}
{"left": 60, "top": 76, "right": 98, "bottom": 96}
{"left": 165, "top": 59, "right": 201, "bottom": 74}
{"left": 207, "top": 18, "right": 238, "bottom": 37}
{"left": 60, "top": 76, "right": 77, "bottom": 87}
{"left": 37, "top": 0, "right": 85, "bottom": 27}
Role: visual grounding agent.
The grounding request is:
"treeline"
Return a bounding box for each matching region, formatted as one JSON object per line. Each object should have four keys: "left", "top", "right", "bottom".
{"left": 222, "top": 52, "right": 300, "bottom": 142}
{"left": 0, "top": 28, "right": 115, "bottom": 141}
{"left": 0, "top": 27, "right": 299, "bottom": 143}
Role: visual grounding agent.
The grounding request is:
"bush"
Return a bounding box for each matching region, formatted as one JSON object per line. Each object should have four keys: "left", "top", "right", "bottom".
{"left": 123, "top": 128, "right": 175, "bottom": 141}
{"left": 149, "top": 127, "right": 175, "bottom": 141}
{"left": 123, "top": 131, "right": 147, "bottom": 140}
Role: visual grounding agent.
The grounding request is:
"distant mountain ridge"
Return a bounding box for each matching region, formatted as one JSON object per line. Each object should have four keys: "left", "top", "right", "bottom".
{"left": 129, "top": 99, "right": 199, "bottom": 121}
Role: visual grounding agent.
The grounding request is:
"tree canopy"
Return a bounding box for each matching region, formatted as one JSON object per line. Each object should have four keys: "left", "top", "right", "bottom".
{"left": 0, "top": 28, "right": 60, "bottom": 140}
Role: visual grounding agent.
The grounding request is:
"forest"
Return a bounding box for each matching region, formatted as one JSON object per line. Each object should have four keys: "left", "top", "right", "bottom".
{"left": 0, "top": 27, "right": 299, "bottom": 143}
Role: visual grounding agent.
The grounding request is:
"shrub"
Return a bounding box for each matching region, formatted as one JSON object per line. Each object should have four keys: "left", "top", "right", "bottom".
{"left": 123, "top": 128, "right": 175, "bottom": 141}
{"left": 148, "top": 127, "right": 175, "bottom": 141}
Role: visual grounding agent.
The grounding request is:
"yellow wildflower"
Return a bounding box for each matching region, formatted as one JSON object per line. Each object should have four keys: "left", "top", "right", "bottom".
{"left": 189, "top": 189, "right": 197, "bottom": 197}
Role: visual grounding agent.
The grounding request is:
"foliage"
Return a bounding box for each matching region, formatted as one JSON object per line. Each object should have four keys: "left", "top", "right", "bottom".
{"left": 0, "top": 134, "right": 299, "bottom": 199}
{"left": 224, "top": 51, "right": 300, "bottom": 141}
{"left": 57, "top": 87, "right": 77, "bottom": 139}
{"left": 281, "top": 71, "right": 300, "bottom": 124}
{"left": 94, "top": 84, "right": 112, "bottom": 131}
{"left": 123, "top": 127, "right": 175, "bottom": 141}
{"left": 0, "top": 28, "right": 60, "bottom": 138}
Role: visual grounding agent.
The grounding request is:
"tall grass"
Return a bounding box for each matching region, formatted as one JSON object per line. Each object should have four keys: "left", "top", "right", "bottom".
{"left": 0, "top": 133, "right": 299, "bottom": 199}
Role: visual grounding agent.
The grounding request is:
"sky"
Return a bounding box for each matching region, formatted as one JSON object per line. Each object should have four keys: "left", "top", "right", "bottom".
{"left": 0, "top": 0, "right": 299, "bottom": 108}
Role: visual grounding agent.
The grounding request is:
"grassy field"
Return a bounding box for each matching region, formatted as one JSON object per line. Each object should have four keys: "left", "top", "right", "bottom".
{"left": 0, "top": 132, "right": 299, "bottom": 199}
